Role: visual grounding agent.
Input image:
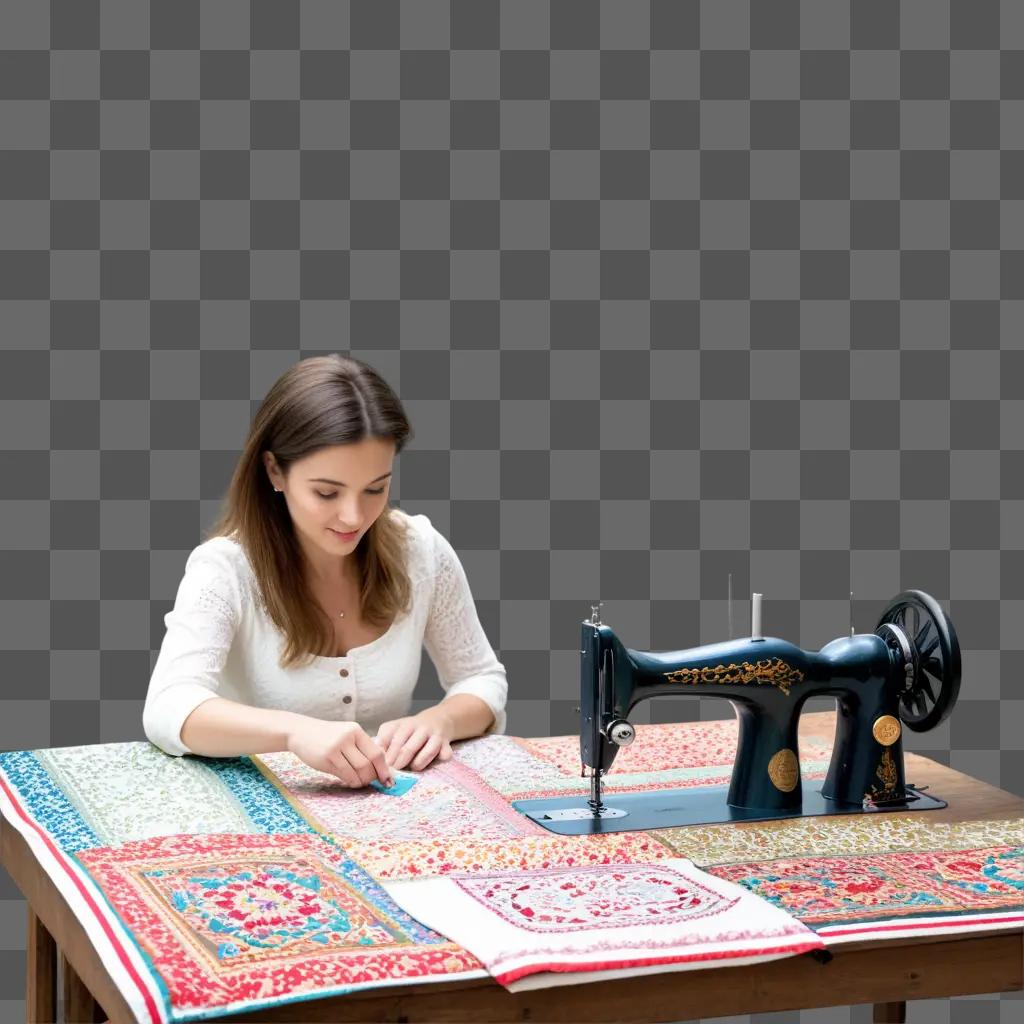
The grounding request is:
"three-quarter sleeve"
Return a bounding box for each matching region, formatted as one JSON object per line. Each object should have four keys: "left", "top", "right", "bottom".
{"left": 422, "top": 527, "right": 509, "bottom": 735}
{"left": 143, "top": 543, "right": 242, "bottom": 757}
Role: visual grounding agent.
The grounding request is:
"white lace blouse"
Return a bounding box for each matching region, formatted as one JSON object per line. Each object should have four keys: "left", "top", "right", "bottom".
{"left": 142, "top": 508, "right": 508, "bottom": 757}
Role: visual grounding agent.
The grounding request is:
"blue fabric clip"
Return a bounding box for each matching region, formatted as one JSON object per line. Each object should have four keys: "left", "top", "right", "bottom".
{"left": 369, "top": 771, "right": 418, "bottom": 796}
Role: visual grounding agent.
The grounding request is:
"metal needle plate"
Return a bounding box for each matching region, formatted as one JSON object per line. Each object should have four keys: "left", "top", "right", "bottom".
{"left": 513, "top": 783, "right": 947, "bottom": 836}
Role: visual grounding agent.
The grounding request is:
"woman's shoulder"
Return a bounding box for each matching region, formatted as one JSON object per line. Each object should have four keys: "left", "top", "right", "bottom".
{"left": 388, "top": 507, "right": 445, "bottom": 581}
{"left": 191, "top": 531, "right": 246, "bottom": 562}
{"left": 183, "top": 533, "right": 253, "bottom": 590}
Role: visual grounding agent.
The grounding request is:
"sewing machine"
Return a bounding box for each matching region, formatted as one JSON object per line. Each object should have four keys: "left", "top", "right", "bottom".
{"left": 514, "top": 590, "right": 961, "bottom": 835}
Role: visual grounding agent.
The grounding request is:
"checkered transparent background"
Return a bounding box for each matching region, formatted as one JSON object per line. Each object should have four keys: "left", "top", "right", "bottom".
{"left": 0, "top": 2, "right": 1021, "bottom": 1021}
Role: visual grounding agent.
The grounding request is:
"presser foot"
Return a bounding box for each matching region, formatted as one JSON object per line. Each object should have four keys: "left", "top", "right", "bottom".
{"left": 584, "top": 765, "right": 607, "bottom": 817}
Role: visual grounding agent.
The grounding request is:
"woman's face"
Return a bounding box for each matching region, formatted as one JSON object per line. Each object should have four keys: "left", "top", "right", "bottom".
{"left": 265, "top": 438, "right": 395, "bottom": 571}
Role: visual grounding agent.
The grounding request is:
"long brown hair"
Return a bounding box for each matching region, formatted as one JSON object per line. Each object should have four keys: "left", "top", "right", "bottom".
{"left": 207, "top": 354, "right": 414, "bottom": 669}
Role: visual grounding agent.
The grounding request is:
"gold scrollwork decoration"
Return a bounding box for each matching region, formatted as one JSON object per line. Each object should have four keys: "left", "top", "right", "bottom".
{"left": 662, "top": 657, "right": 805, "bottom": 697}
{"left": 866, "top": 748, "right": 899, "bottom": 802}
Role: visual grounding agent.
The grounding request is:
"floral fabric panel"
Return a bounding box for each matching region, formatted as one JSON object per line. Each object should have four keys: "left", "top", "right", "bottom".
{"left": 709, "top": 845, "right": 1024, "bottom": 943}
{"left": 654, "top": 813, "right": 1024, "bottom": 867}
{"left": 453, "top": 722, "right": 835, "bottom": 801}
{"left": 252, "top": 750, "right": 548, "bottom": 839}
{"left": 72, "top": 832, "right": 485, "bottom": 1020}
{"left": 37, "top": 742, "right": 306, "bottom": 841}
{"left": 383, "top": 855, "right": 824, "bottom": 991}
{"left": 333, "top": 831, "right": 677, "bottom": 880}
{"left": 521, "top": 719, "right": 823, "bottom": 774}
{"left": 0, "top": 745, "right": 313, "bottom": 849}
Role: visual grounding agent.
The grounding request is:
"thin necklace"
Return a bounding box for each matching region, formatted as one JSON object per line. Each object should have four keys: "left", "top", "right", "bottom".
{"left": 336, "top": 577, "right": 359, "bottom": 619}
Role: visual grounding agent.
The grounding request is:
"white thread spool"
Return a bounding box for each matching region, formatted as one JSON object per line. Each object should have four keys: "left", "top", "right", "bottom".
{"left": 751, "top": 592, "right": 762, "bottom": 640}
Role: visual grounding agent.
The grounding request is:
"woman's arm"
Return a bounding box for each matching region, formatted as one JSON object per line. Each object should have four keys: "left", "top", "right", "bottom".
{"left": 144, "top": 544, "right": 246, "bottom": 757}
{"left": 181, "top": 699, "right": 394, "bottom": 788}
{"left": 179, "top": 696, "right": 312, "bottom": 757}
{"left": 419, "top": 692, "right": 495, "bottom": 742}
{"left": 421, "top": 529, "right": 509, "bottom": 735}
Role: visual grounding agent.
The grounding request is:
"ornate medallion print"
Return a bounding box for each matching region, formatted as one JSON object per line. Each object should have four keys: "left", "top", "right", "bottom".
{"left": 455, "top": 862, "right": 738, "bottom": 933}
{"left": 72, "top": 832, "right": 483, "bottom": 1013}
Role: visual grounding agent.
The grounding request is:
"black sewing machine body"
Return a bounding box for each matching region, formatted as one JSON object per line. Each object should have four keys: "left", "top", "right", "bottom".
{"left": 583, "top": 628, "right": 906, "bottom": 811}
{"left": 514, "top": 590, "right": 961, "bottom": 834}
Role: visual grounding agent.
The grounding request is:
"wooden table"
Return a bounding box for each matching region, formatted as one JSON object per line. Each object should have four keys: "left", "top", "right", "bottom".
{"left": 4, "top": 712, "right": 1023, "bottom": 1024}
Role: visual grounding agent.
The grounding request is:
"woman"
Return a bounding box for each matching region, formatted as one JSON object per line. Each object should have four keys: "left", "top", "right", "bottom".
{"left": 142, "top": 354, "right": 508, "bottom": 789}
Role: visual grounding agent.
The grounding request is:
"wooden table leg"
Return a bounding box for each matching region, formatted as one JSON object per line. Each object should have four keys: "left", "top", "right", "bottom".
{"left": 59, "top": 951, "right": 105, "bottom": 1024}
{"left": 873, "top": 1002, "right": 907, "bottom": 1023}
{"left": 27, "top": 905, "right": 56, "bottom": 1024}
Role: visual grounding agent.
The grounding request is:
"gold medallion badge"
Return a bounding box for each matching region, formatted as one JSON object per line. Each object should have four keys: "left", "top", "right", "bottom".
{"left": 872, "top": 714, "right": 901, "bottom": 747}
{"left": 767, "top": 748, "right": 799, "bottom": 792}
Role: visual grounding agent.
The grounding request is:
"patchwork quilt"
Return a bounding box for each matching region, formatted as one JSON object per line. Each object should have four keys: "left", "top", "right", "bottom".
{"left": 0, "top": 719, "right": 1020, "bottom": 1021}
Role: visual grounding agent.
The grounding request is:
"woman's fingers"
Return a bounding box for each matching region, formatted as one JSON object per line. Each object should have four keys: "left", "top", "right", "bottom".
{"left": 392, "top": 727, "right": 429, "bottom": 771}
{"left": 326, "top": 753, "right": 361, "bottom": 788}
{"left": 385, "top": 724, "right": 416, "bottom": 767}
{"left": 322, "top": 722, "right": 450, "bottom": 778}
{"left": 346, "top": 746, "right": 379, "bottom": 787}
{"left": 410, "top": 734, "right": 443, "bottom": 772}
{"left": 354, "top": 731, "right": 394, "bottom": 786}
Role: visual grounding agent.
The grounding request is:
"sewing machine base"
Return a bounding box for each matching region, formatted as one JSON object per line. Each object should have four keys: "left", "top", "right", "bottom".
{"left": 513, "top": 783, "right": 946, "bottom": 836}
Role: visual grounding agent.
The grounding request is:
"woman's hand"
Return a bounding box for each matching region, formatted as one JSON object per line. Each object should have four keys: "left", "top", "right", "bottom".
{"left": 286, "top": 718, "right": 394, "bottom": 789}
{"left": 375, "top": 707, "right": 455, "bottom": 772}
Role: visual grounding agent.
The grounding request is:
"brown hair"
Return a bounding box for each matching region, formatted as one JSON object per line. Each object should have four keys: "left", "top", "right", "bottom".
{"left": 207, "top": 354, "right": 414, "bottom": 669}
